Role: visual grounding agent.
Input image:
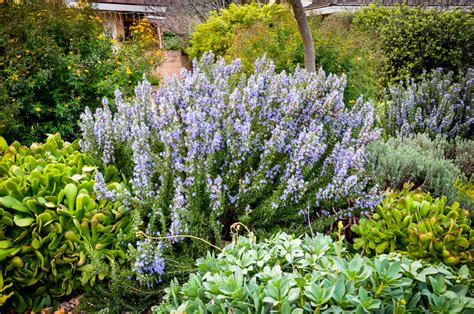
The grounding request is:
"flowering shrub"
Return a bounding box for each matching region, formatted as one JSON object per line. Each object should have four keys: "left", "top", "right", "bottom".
{"left": 80, "top": 54, "right": 381, "bottom": 285}
{"left": 383, "top": 68, "right": 473, "bottom": 139}
{"left": 0, "top": 1, "right": 161, "bottom": 144}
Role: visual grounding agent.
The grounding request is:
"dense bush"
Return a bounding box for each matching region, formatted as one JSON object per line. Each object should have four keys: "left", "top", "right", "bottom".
{"left": 155, "top": 232, "right": 474, "bottom": 313}
{"left": 187, "top": 3, "right": 289, "bottom": 61}
{"left": 354, "top": 4, "right": 474, "bottom": 84}
{"left": 352, "top": 184, "right": 473, "bottom": 267}
{"left": 383, "top": 68, "right": 473, "bottom": 140}
{"left": 0, "top": 134, "right": 131, "bottom": 311}
{"left": 226, "top": 7, "right": 301, "bottom": 74}
{"left": 0, "top": 1, "right": 161, "bottom": 144}
{"left": 366, "top": 134, "right": 464, "bottom": 202}
{"left": 457, "top": 179, "right": 474, "bottom": 204}
{"left": 311, "top": 14, "right": 383, "bottom": 102}
{"left": 447, "top": 139, "right": 474, "bottom": 179}
{"left": 411, "top": 135, "right": 474, "bottom": 179}
{"left": 80, "top": 54, "right": 381, "bottom": 285}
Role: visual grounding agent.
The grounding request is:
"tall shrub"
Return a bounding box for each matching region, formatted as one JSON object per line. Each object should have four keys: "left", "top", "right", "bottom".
{"left": 0, "top": 1, "right": 161, "bottom": 144}
{"left": 226, "top": 11, "right": 301, "bottom": 73}
{"left": 187, "top": 3, "right": 289, "bottom": 61}
{"left": 311, "top": 14, "right": 383, "bottom": 102}
{"left": 80, "top": 54, "right": 381, "bottom": 285}
{"left": 354, "top": 4, "right": 474, "bottom": 84}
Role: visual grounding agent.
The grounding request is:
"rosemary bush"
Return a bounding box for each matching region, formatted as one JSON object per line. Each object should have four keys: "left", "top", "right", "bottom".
{"left": 383, "top": 68, "right": 473, "bottom": 140}
{"left": 80, "top": 54, "right": 381, "bottom": 286}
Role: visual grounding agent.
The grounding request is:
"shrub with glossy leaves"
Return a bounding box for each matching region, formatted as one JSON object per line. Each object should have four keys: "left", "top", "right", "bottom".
{"left": 354, "top": 4, "right": 473, "bottom": 84}
{"left": 155, "top": 232, "right": 474, "bottom": 313}
{"left": 352, "top": 183, "right": 473, "bottom": 267}
{"left": 383, "top": 68, "right": 473, "bottom": 140}
{"left": 0, "top": 134, "right": 131, "bottom": 311}
{"left": 80, "top": 54, "right": 381, "bottom": 284}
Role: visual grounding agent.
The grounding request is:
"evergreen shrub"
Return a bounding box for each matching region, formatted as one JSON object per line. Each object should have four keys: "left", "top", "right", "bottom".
{"left": 383, "top": 68, "right": 473, "bottom": 140}
{"left": 366, "top": 135, "right": 465, "bottom": 203}
{"left": 0, "top": 1, "right": 161, "bottom": 144}
{"left": 80, "top": 54, "right": 382, "bottom": 286}
{"left": 354, "top": 4, "right": 473, "bottom": 84}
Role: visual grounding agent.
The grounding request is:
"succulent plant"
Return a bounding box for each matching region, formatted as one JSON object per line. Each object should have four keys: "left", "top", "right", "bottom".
{"left": 0, "top": 272, "right": 13, "bottom": 307}
{"left": 352, "top": 183, "right": 473, "bottom": 267}
{"left": 155, "top": 232, "right": 474, "bottom": 313}
{"left": 0, "top": 134, "right": 131, "bottom": 311}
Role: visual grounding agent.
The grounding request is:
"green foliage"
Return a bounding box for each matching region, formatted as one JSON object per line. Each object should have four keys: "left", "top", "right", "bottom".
{"left": 352, "top": 184, "right": 473, "bottom": 267}
{"left": 162, "top": 32, "right": 187, "bottom": 52}
{"left": 79, "top": 254, "right": 196, "bottom": 312}
{"left": 0, "top": 134, "right": 131, "bottom": 311}
{"left": 455, "top": 179, "right": 474, "bottom": 213}
{"left": 0, "top": 1, "right": 161, "bottom": 144}
{"left": 442, "top": 137, "right": 474, "bottom": 180}
{"left": 155, "top": 232, "right": 474, "bottom": 313}
{"left": 187, "top": 3, "right": 287, "bottom": 61}
{"left": 354, "top": 4, "right": 474, "bottom": 84}
{"left": 456, "top": 179, "right": 474, "bottom": 204}
{"left": 311, "top": 14, "right": 383, "bottom": 102}
{"left": 366, "top": 135, "right": 464, "bottom": 203}
{"left": 0, "top": 273, "right": 13, "bottom": 308}
{"left": 226, "top": 7, "right": 301, "bottom": 73}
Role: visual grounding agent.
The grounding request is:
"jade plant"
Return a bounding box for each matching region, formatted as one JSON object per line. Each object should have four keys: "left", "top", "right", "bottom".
{"left": 351, "top": 183, "right": 473, "bottom": 267}
{"left": 0, "top": 272, "right": 13, "bottom": 307}
{"left": 0, "top": 134, "right": 131, "bottom": 311}
{"left": 155, "top": 232, "right": 474, "bottom": 313}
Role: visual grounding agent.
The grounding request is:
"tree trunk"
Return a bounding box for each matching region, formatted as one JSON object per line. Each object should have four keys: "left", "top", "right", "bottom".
{"left": 289, "top": 0, "right": 316, "bottom": 73}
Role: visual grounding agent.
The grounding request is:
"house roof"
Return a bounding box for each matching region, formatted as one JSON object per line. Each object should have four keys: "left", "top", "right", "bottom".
{"left": 68, "top": 0, "right": 168, "bottom": 14}
{"left": 305, "top": 0, "right": 474, "bottom": 15}
{"left": 95, "top": 0, "right": 173, "bottom": 5}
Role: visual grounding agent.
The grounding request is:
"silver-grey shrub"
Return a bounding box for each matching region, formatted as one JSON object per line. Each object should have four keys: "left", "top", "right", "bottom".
{"left": 367, "top": 134, "right": 464, "bottom": 202}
